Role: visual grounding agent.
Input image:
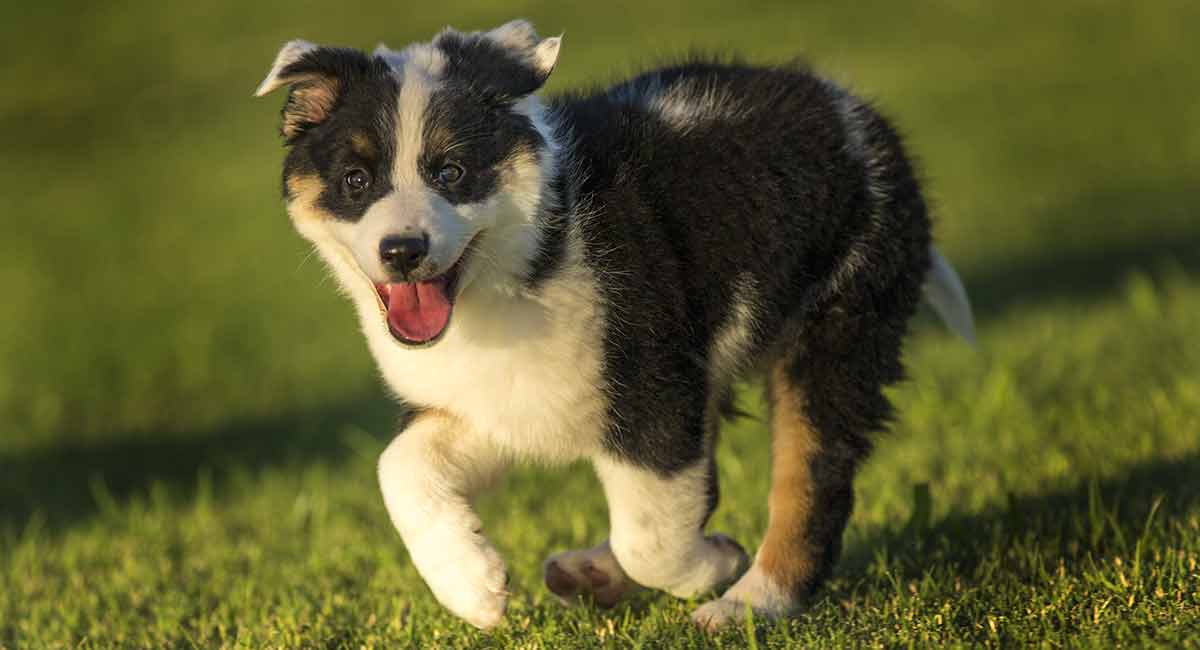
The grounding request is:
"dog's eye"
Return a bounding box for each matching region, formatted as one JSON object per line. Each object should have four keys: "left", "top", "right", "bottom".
{"left": 344, "top": 169, "right": 371, "bottom": 191}
{"left": 437, "top": 164, "right": 464, "bottom": 185}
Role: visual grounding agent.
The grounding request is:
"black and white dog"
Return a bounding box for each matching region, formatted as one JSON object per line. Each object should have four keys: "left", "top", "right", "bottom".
{"left": 256, "top": 20, "right": 973, "bottom": 630}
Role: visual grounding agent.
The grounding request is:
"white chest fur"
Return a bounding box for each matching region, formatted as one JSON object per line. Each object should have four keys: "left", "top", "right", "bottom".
{"left": 359, "top": 257, "right": 610, "bottom": 464}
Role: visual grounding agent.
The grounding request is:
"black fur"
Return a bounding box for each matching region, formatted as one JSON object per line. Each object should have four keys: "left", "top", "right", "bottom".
{"left": 524, "top": 170, "right": 570, "bottom": 288}
{"left": 544, "top": 60, "right": 931, "bottom": 474}
{"left": 279, "top": 44, "right": 547, "bottom": 218}
{"left": 421, "top": 84, "right": 544, "bottom": 206}
{"left": 279, "top": 49, "right": 399, "bottom": 222}
{"left": 435, "top": 30, "right": 551, "bottom": 99}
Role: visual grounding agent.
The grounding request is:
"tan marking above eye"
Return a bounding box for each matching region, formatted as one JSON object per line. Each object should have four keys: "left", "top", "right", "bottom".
{"left": 350, "top": 132, "right": 376, "bottom": 158}
{"left": 285, "top": 174, "right": 335, "bottom": 221}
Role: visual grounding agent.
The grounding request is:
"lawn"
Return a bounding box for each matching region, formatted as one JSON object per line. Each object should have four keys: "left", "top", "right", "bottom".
{"left": 2, "top": 1, "right": 1198, "bottom": 647}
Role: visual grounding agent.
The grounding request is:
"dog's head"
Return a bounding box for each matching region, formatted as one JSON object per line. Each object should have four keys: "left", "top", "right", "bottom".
{"left": 256, "top": 20, "right": 561, "bottom": 346}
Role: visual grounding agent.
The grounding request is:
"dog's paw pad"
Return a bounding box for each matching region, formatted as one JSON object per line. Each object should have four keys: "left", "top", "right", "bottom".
{"left": 544, "top": 560, "right": 582, "bottom": 598}
{"left": 543, "top": 544, "right": 634, "bottom": 608}
{"left": 583, "top": 565, "right": 611, "bottom": 588}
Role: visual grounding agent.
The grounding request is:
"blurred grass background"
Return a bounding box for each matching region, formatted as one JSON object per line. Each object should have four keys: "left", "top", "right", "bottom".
{"left": 1, "top": 1, "right": 1198, "bottom": 647}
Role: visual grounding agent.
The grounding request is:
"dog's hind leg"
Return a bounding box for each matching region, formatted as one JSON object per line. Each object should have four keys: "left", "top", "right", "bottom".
{"left": 693, "top": 316, "right": 900, "bottom": 628}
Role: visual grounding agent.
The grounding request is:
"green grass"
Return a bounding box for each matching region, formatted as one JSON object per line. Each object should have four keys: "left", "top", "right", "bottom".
{"left": 2, "top": 1, "right": 1199, "bottom": 647}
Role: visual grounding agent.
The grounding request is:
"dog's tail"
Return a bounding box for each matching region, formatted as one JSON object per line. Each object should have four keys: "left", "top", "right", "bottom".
{"left": 922, "top": 246, "right": 976, "bottom": 347}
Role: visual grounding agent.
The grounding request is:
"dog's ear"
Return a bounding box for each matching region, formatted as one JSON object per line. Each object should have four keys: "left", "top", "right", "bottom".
{"left": 485, "top": 19, "right": 562, "bottom": 80}
{"left": 436, "top": 20, "right": 562, "bottom": 99}
{"left": 255, "top": 40, "right": 372, "bottom": 141}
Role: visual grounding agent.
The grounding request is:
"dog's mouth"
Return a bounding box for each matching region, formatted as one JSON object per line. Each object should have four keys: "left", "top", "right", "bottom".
{"left": 373, "top": 238, "right": 477, "bottom": 347}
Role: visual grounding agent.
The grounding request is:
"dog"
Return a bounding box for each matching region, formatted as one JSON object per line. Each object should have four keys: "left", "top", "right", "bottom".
{"left": 255, "top": 19, "right": 974, "bottom": 630}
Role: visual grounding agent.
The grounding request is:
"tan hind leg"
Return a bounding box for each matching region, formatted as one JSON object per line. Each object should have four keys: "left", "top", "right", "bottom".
{"left": 693, "top": 360, "right": 867, "bottom": 628}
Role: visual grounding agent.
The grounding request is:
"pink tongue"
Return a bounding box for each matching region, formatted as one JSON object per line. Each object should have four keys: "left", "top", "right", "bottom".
{"left": 386, "top": 279, "right": 453, "bottom": 343}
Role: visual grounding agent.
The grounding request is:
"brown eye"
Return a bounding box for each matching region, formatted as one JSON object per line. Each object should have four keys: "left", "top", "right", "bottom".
{"left": 344, "top": 169, "right": 371, "bottom": 191}
{"left": 437, "top": 163, "right": 464, "bottom": 185}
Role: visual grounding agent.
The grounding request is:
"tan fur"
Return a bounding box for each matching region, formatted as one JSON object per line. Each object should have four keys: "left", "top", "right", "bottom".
{"left": 757, "top": 362, "right": 819, "bottom": 589}
{"left": 282, "top": 76, "right": 340, "bottom": 140}
{"left": 285, "top": 174, "right": 332, "bottom": 221}
{"left": 350, "top": 132, "right": 376, "bottom": 159}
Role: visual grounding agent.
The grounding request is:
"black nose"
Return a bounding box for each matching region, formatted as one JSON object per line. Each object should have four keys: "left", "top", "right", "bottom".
{"left": 379, "top": 234, "right": 429, "bottom": 277}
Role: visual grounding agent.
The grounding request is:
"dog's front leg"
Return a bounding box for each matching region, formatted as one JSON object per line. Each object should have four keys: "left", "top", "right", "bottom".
{"left": 378, "top": 410, "right": 509, "bottom": 629}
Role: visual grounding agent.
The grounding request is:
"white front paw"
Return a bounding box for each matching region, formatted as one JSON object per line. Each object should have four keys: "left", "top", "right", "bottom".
{"left": 411, "top": 526, "right": 509, "bottom": 629}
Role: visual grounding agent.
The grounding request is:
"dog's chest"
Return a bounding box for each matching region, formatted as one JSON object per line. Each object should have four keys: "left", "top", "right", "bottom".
{"left": 367, "top": 271, "right": 610, "bottom": 462}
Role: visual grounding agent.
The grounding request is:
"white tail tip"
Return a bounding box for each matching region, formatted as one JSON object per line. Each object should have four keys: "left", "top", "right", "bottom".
{"left": 923, "top": 246, "right": 977, "bottom": 347}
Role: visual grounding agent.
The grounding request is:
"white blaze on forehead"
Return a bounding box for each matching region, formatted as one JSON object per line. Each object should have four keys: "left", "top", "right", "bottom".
{"left": 375, "top": 41, "right": 447, "bottom": 76}
{"left": 390, "top": 46, "right": 445, "bottom": 187}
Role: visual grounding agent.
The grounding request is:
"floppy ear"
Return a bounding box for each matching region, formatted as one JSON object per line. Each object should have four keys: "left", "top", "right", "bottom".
{"left": 436, "top": 20, "right": 562, "bottom": 99}
{"left": 255, "top": 40, "right": 365, "bottom": 141}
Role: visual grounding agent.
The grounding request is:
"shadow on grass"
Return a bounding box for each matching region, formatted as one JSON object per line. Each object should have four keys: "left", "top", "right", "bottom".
{"left": 951, "top": 184, "right": 1200, "bottom": 322}
{"left": 0, "top": 390, "right": 404, "bottom": 533}
{"left": 840, "top": 451, "right": 1200, "bottom": 584}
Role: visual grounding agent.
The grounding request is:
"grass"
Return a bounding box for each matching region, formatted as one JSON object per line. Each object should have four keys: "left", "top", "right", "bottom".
{"left": 2, "top": 1, "right": 1198, "bottom": 647}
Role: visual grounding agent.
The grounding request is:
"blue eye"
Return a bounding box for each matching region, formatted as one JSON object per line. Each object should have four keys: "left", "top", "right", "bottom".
{"left": 438, "top": 163, "right": 464, "bottom": 185}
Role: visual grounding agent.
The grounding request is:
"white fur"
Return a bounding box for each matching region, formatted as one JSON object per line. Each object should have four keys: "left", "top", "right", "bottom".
{"left": 692, "top": 564, "right": 796, "bottom": 628}
{"left": 924, "top": 246, "right": 977, "bottom": 345}
{"left": 254, "top": 39, "right": 316, "bottom": 97}
{"left": 532, "top": 37, "right": 562, "bottom": 75}
{"left": 831, "top": 90, "right": 889, "bottom": 205}
{"left": 649, "top": 79, "right": 740, "bottom": 132}
{"left": 708, "top": 272, "right": 759, "bottom": 390}
{"left": 269, "top": 30, "right": 617, "bottom": 626}
{"left": 373, "top": 240, "right": 610, "bottom": 462}
{"left": 825, "top": 88, "right": 890, "bottom": 296}
{"left": 825, "top": 83, "right": 977, "bottom": 345}
{"left": 375, "top": 41, "right": 446, "bottom": 76}
{"left": 296, "top": 197, "right": 609, "bottom": 468}
{"left": 610, "top": 73, "right": 756, "bottom": 133}
{"left": 594, "top": 458, "right": 747, "bottom": 597}
{"left": 302, "top": 167, "right": 611, "bottom": 630}
{"left": 393, "top": 56, "right": 437, "bottom": 188}
{"left": 485, "top": 19, "right": 540, "bottom": 49}
{"left": 484, "top": 20, "right": 562, "bottom": 75}
{"left": 377, "top": 411, "right": 510, "bottom": 628}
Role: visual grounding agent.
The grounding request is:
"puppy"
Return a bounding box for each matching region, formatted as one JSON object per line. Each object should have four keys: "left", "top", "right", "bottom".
{"left": 255, "top": 19, "right": 974, "bottom": 630}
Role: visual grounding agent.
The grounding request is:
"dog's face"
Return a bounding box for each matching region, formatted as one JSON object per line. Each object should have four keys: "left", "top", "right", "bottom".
{"left": 257, "top": 21, "right": 561, "bottom": 346}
